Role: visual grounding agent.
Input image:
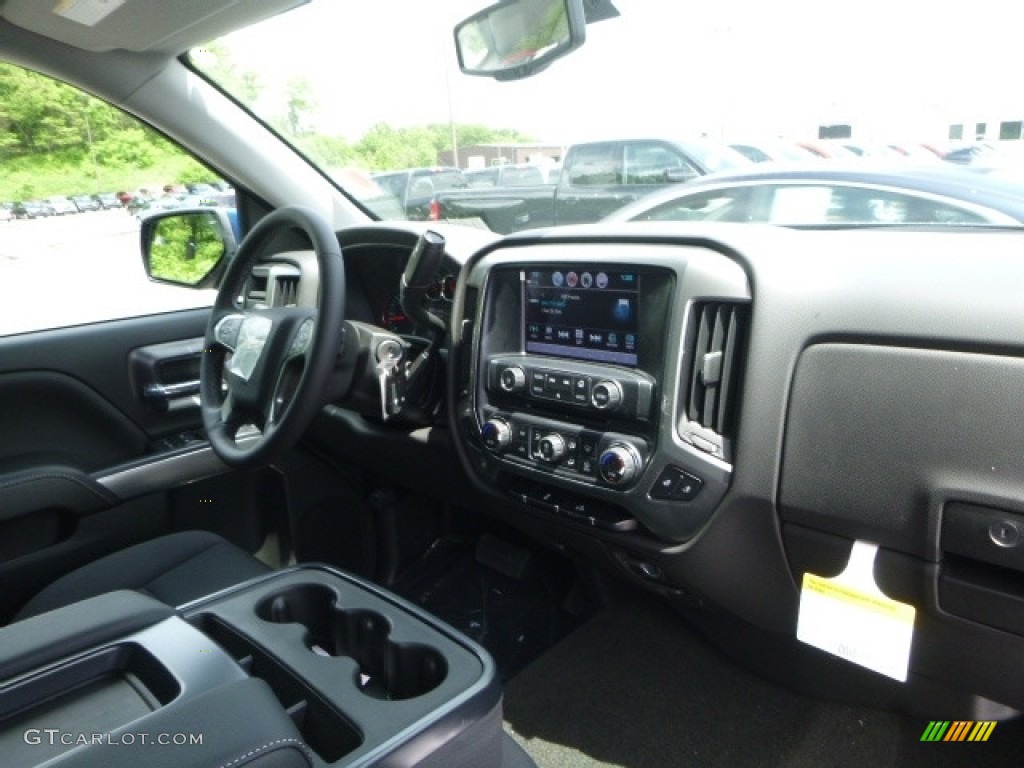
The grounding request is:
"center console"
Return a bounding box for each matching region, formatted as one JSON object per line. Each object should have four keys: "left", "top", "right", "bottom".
{"left": 452, "top": 239, "right": 751, "bottom": 544}
{"left": 0, "top": 568, "right": 531, "bottom": 768}
{"left": 478, "top": 264, "right": 667, "bottom": 512}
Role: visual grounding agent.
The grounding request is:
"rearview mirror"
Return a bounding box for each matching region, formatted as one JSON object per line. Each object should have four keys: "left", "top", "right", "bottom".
{"left": 141, "top": 209, "right": 238, "bottom": 287}
{"left": 454, "top": 0, "right": 586, "bottom": 81}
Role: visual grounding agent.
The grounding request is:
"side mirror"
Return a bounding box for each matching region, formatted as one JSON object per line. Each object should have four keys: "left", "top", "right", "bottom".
{"left": 666, "top": 167, "right": 698, "bottom": 183}
{"left": 454, "top": 0, "right": 586, "bottom": 81}
{"left": 141, "top": 208, "right": 239, "bottom": 288}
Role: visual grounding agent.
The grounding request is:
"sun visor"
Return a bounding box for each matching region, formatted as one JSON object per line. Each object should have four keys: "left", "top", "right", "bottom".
{"left": 2, "top": 0, "right": 307, "bottom": 53}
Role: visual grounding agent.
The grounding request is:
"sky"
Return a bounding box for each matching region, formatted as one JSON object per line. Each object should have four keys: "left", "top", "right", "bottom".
{"left": 206, "top": 0, "right": 1024, "bottom": 147}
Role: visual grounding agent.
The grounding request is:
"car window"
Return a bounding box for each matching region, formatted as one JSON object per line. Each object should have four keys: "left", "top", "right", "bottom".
{"left": 466, "top": 168, "right": 499, "bottom": 187}
{"left": 767, "top": 185, "right": 991, "bottom": 226}
{"left": 372, "top": 173, "right": 408, "bottom": 200}
{"left": 633, "top": 187, "right": 753, "bottom": 222}
{"left": 623, "top": 143, "right": 698, "bottom": 184}
{"left": 567, "top": 143, "right": 621, "bottom": 187}
{"left": 0, "top": 63, "right": 224, "bottom": 336}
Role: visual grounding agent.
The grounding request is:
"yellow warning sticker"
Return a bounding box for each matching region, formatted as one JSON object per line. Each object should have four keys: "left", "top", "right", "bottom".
{"left": 797, "top": 541, "right": 916, "bottom": 682}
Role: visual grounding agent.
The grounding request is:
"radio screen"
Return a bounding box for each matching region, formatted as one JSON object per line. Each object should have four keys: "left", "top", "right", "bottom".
{"left": 523, "top": 268, "right": 639, "bottom": 367}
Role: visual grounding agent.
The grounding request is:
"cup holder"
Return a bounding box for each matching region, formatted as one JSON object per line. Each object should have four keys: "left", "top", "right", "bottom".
{"left": 256, "top": 584, "right": 448, "bottom": 701}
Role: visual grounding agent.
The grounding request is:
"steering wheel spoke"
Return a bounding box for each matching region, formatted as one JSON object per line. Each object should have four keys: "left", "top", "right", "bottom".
{"left": 212, "top": 312, "right": 247, "bottom": 352}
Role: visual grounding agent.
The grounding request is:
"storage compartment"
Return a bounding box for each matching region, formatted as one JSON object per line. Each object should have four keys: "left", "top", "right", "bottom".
{"left": 939, "top": 501, "right": 1024, "bottom": 636}
{"left": 0, "top": 644, "right": 178, "bottom": 768}
{"left": 197, "top": 615, "right": 363, "bottom": 762}
{"left": 256, "top": 584, "right": 448, "bottom": 700}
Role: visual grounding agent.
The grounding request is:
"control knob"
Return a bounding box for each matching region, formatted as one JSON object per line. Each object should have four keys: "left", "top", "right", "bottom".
{"left": 599, "top": 442, "right": 643, "bottom": 486}
{"left": 499, "top": 365, "right": 527, "bottom": 393}
{"left": 480, "top": 418, "right": 512, "bottom": 453}
{"left": 591, "top": 380, "right": 623, "bottom": 411}
{"left": 536, "top": 433, "right": 567, "bottom": 463}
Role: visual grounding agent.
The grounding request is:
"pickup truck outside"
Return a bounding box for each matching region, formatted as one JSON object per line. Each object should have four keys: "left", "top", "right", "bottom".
{"left": 430, "top": 138, "right": 751, "bottom": 234}
{"left": 372, "top": 167, "right": 468, "bottom": 219}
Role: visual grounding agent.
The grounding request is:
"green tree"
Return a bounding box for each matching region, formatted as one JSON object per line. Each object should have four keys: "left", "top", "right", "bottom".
{"left": 285, "top": 76, "right": 316, "bottom": 137}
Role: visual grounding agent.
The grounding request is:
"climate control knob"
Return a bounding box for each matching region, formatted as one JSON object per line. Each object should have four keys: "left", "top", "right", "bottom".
{"left": 591, "top": 380, "right": 623, "bottom": 411}
{"left": 499, "top": 366, "right": 527, "bottom": 393}
{"left": 599, "top": 443, "right": 643, "bottom": 486}
{"left": 537, "top": 433, "right": 567, "bottom": 463}
{"left": 480, "top": 418, "right": 512, "bottom": 453}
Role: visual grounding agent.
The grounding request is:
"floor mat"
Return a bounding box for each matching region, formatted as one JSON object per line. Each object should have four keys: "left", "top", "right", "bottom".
{"left": 502, "top": 592, "right": 1024, "bottom": 768}
{"left": 392, "top": 536, "right": 585, "bottom": 680}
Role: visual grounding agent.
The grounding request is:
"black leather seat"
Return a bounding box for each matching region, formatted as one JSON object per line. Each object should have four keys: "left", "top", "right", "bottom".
{"left": 15, "top": 530, "right": 271, "bottom": 621}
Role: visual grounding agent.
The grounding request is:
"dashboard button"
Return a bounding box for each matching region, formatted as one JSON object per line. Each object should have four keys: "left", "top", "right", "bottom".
{"left": 990, "top": 520, "right": 1020, "bottom": 548}
{"left": 537, "top": 433, "right": 567, "bottom": 462}
{"left": 500, "top": 366, "right": 526, "bottom": 393}
{"left": 530, "top": 371, "right": 546, "bottom": 395}
{"left": 591, "top": 380, "right": 623, "bottom": 411}
{"left": 599, "top": 443, "right": 642, "bottom": 486}
{"left": 649, "top": 468, "right": 682, "bottom": 500}
{"left": 649, "top": 466, "right": 704, "bottom": 501}
{"left": 481, "top": 418, "right": 512, "bottom": 453}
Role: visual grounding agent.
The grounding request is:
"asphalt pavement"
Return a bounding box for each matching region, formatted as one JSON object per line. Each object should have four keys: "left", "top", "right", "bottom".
{"left": 0, "top": 210, "right": 215, "bottom": 336}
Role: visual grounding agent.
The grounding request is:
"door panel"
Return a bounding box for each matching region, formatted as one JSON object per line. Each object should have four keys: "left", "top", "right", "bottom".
{"left": 0, "top": 308, "right": 267, "bottom": 620}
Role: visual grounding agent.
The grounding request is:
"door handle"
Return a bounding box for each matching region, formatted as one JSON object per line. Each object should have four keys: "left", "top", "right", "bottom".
{"left": 143, "top": 380, "right": 200, "bottom": 402}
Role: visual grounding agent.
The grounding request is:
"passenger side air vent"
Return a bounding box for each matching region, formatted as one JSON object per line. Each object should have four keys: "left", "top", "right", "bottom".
{"left": 681, "top": 301, "right": 748, "bottom": 461}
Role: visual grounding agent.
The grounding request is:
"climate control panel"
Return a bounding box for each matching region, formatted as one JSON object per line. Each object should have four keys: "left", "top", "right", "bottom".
{"left": 479, "top": 410, "right": 649, "bottom": 490}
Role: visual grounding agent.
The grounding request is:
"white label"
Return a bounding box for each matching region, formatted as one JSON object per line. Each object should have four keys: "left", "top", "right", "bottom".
{"left": 54, "top": 0, "right": 125, "bottom": 27}
{"left": 796, "top": 540, "right": 915, "bottom": 682}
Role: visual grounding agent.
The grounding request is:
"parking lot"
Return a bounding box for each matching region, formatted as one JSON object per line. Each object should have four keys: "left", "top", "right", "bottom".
{"left": 0, "top": 209, "right": 215, "bottom": 336}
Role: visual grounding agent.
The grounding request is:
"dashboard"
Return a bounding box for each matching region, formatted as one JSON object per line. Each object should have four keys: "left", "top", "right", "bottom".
{"left": 299, "top": 220, "right": 1024, "bottom": 716}
{"left": 443, "top": 222, "right": 1024, "bottom": 715}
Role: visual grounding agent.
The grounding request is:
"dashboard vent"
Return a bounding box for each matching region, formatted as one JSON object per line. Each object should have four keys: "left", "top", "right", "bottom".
{"left": 244, "top": 275, "right": 268, "bottom": 308}
{"left": 273, "top": 275, "right": 299, "bottom": 307}
{"left": 683, "top": 301, "right": 748, "bottom": 458}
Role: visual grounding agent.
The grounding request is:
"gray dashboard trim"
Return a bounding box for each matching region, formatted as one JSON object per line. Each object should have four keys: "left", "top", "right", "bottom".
{"left": 95, "top": 430, "right": 259, "bottom": 500}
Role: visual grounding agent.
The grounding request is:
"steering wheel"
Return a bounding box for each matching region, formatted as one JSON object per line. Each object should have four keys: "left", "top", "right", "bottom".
{"left": 200, "top": 205, "right": 345, "bottom": 468}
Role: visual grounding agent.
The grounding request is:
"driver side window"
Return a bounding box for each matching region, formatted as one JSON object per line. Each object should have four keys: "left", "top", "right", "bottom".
{"left": 0, "top": 62, "right": 230, "bottom": 336}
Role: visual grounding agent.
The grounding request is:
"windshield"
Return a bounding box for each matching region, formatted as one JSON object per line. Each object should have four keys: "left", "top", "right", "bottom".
{"left": 193, "top": 0, "right": 1024, "bottom": 232}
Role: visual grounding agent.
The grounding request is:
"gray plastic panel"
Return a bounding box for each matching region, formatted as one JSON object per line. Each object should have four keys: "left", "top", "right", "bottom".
{"left": 781, "top": 344, "right": 1024, "bottom": 560}
{"left": 185, "top": 566, "right": 501, "bottom": 768}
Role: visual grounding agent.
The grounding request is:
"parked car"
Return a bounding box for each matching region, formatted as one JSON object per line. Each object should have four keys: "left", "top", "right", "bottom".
{"left": 729, "top": 140, "right": 818, "bottom": 163}
{"left": 70, "top": 194, "right": 101, "bottom": 212}
{"left": 607, "top": 164, "right": 1024, "bottom": 226}
{"left": 465, "top": 163, "right": 550, "bottom": 187}
{"left": 371, "top": 167, "right": 469, "bottom": 219}
{"left": 92, "top": 192, "right": 122, "bottom": 209}
{"left": 44, "top": 195, "right": 78, "bottom": 215}
{"left": 431, "top": 138, "right": 752, "bottom": 233}
{"left": 12, "top": 199, "right": 56, "bottom": 218}
{"left": 795, "top": 139, "right": 862, "bottom": 159}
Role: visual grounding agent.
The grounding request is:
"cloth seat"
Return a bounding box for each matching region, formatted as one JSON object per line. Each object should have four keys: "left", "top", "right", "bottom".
{"left": 15, "top": 530, "right": 271, "bottom": 621}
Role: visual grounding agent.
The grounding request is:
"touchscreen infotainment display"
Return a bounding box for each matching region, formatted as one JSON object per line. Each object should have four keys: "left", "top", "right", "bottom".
{"left": 523, "top": 268, "right": 639, "bottom": 367}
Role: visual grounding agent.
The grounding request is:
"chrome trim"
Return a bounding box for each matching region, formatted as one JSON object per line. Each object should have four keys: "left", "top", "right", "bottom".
{"left": 143, "top": 380, "right": 201, "bottom": 401}
{"left": 96, "top": 428, "right": 259, "bottom": 500}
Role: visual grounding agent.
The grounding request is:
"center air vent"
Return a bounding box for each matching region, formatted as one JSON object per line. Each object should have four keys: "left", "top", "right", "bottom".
{"left": 681, "top": 301, "right": 748, "bottom": 460}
